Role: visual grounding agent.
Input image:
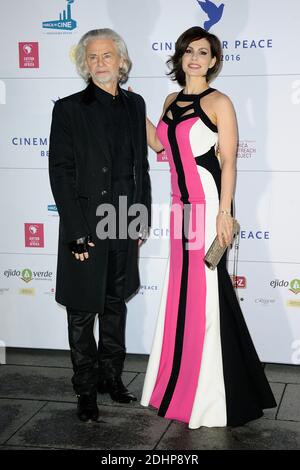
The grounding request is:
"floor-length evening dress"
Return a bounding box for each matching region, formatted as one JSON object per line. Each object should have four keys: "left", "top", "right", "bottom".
{"left": 141, "top": 88, "right": 276, "bottom": 428}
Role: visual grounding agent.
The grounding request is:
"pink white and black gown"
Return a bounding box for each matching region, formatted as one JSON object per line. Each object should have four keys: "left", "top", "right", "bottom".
{"left": 141, "top": 88, "right": 276, "bottom": 428}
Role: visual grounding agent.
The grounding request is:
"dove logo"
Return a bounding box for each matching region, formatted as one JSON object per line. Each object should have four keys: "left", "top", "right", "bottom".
{"left": 18, "top": 42, "right": 39, "bottom": 68}
{"left": 43, "top": 0, "right": 77, "bottom": 32}
{"left": 196, "top": 0, "right": 225, "bottom": 31}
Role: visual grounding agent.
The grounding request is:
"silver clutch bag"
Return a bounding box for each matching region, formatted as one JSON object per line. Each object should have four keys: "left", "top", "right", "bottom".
{"left": 204, "top": 219, "right": 240, "bottom": 270}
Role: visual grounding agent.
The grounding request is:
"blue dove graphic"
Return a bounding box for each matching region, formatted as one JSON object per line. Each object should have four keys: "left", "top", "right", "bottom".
{"left": 196, "top": 0, "right": 224, "bottom": 31}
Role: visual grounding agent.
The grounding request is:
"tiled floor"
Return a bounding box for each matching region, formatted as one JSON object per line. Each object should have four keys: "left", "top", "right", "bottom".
{"left": 0, "top": 349, "right": 299, "bottom": 450}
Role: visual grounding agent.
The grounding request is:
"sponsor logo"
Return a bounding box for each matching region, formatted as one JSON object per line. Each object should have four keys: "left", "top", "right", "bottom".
{"left": 43, "top": 0, "right": 77, "bottom": 32}
{"left": 48, "top": 204, "right": 58, "bottom": 213}
{"left": 4, "top": 269, "right": 53, "bottom": 282}
{"left": 156, "top": 150, "right": 168, "bottom": 163}
{"left": 270, "top": 278, "right": 300, "bottom": 295}
{"left": 19, "top": 288, "right": 35, "bottom": 296}
{"left": 289, "top": 279, "right": 300, "bottom": 295}
{"left": 25, "top": 223, "right": 44, "bottom": 248}
{"left": 196, "top": 0, "right": 225, "bottom": 31}
{"left": 231, "top": 275, "right": 247, "bottom": 288}
{"left": 255, "top": 298, "right": 276, "bottom": 306}
{"left": 19, "top": 42, "right": 39, "bottom": 69}
{"left": 270, "top": 279, "right": 289, "bottom": 288}
{"left": 287, "top": 300, "right": 300, "bottom": 308}
{"left": 237, "top": 140, "right": 256, "bottom": 159}
{"left": 21, "top": 268, "right": 33, "bottom": 283}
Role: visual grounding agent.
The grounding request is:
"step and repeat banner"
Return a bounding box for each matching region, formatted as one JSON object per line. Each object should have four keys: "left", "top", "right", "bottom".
{"left": 0, "top": 0, "right": 300, "bottom": 363}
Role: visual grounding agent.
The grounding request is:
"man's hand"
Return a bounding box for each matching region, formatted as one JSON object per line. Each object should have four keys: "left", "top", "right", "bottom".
{"left": 69, "top": 234, "right": 95, "bottom": 261}
{"left": 138, "top": 227, "right": 149, "bottom": 247}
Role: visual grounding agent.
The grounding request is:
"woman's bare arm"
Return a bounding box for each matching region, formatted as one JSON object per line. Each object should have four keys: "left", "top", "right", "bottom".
{"left": 146, "top": 92, "right": 178, "bottom": 152}
{"left": 215, "top": 93, "right": 238, "bottom": 246}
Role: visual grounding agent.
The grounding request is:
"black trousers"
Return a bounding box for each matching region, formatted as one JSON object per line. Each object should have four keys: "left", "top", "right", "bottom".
{"left": 66, "top": 248, "right": 127, "bottom": 395}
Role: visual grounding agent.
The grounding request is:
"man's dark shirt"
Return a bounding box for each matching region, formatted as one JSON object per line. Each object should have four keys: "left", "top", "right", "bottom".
{"left": 93, "top": 83, "right": 135, "bottom": 248}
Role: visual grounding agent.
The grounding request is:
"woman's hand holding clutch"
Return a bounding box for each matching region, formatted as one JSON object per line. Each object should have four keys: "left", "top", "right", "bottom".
{"left": 216, "top": 210, "right": 234, "bottom": 248}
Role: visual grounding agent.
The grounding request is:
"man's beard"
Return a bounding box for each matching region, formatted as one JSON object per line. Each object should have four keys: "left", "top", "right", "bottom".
{"left": 92, "top": 72, "right": 119, "bottom": 85}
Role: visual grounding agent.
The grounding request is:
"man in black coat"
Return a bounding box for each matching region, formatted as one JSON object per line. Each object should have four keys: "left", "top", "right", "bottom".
{"left": 49, "top": 28, "right": 151, "bottom": 422}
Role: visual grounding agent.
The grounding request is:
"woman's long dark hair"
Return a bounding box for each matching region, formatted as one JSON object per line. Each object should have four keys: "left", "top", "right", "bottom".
{"left": 167, "top": 26, "right": 222, "bottom": 86}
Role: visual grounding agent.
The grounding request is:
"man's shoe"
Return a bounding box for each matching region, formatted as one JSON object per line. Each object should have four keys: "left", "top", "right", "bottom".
{"left": 77, "top": 393, "right": 99, "bottom": 422}
{"left": 98, "top": 377, "right": 137, "bottom": 403}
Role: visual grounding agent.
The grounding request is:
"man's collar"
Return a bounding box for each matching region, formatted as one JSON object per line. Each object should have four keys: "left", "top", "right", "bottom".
{"left": 82, "top": 81, "right": 129, "bottom": 105}
{"left": 94, "top": 82, "right": 120, "bottom": 104}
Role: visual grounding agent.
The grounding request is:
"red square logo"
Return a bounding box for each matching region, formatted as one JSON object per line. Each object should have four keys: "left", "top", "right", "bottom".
{"left": 231, "top": 276, "right": 247, "bottom": 288}
{"left": 156, "top": 150, "right": 168, "bottom": 162}
{"left": 19, "top": 42, "right": 39, "bottom": 68}
{"left": 25, "top": 223, "right": 44, "bottom": 247}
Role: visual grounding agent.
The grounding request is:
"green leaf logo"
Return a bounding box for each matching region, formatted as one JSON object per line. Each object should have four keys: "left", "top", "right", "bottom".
{"left": 289, "top": 279, "right": 300, "bottom": 295}
{"left": 21, "top": 269, "right": 33, "bottom": 283}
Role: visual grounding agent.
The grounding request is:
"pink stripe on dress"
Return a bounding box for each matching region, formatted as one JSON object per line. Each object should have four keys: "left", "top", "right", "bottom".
{"left": 149, "top": 120, "right": 181, "bottom": 408}
{"left": 150, "top": 118, "right": 207, "bottom": 422}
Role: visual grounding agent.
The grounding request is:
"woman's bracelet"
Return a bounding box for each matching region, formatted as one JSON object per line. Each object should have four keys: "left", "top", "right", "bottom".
{"left": 218, "top": 209, "right": 231, "bottom": 216}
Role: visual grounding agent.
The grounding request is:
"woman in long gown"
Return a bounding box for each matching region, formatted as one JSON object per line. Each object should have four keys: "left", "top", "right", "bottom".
{"left": 141, "top": 26, "right": 276, "bottom": 429}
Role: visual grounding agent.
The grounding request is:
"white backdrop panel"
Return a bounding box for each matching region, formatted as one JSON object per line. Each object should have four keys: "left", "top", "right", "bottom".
{"left": 228, "top": 260, "right": 300, "bottom": 364}
{"left": 0, "top": 0, "right": 299, "bottom": 362}
{"left": 0, "top": 254, "right": 67, "bottom": 349}
{"left": 2, "top": 1, "right": 300, "bottom": 77}
{"left": 0, "top": 169, "right": 56, "bottom": 252}
{"left": 229, "top": 171, "right": 300, "bottom": 264}
{"left": 0, "top": 78, "right": 82, "bottom": 168}
{"left": 125, "top": 257, "right": 169, "bottom": 354}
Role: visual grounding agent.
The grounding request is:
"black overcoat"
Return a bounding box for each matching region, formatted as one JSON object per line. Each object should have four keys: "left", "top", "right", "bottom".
{"left": 49, "top": 83, "right": 151, "bottom": 313}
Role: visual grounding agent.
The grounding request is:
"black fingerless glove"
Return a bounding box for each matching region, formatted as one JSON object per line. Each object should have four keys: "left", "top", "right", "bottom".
{"left": 68, "top": 234, "right": 93, "bottom": 254}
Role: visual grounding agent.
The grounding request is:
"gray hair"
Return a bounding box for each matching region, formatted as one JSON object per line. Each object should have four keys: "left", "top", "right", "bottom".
{"left": 75, "top": 28, "right": 132, "bottom": 84}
